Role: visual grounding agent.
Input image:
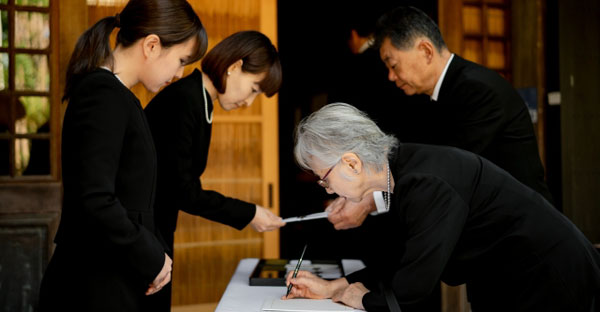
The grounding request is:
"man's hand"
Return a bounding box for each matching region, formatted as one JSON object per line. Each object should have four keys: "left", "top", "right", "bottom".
{"left": 146, "top": 252, "right": 172, "bottom": 295}
{"left": 250, "top": 205, "right": 286, "bottom": 232}
{"left": 326, "top": 195, "right": 376, "bottom": 230}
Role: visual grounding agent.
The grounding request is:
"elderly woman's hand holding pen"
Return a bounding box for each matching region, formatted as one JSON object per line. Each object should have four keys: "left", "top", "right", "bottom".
{"left": 282, "top": 270, "right": 345, "bottom": 300}
{"left": 282, "top": 271, "right": 368, "bottom": 310}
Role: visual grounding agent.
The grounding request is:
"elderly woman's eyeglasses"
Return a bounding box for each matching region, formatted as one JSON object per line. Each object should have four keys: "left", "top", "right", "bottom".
{"left": 317, "top": 164, "right": 336, "bottom": 189}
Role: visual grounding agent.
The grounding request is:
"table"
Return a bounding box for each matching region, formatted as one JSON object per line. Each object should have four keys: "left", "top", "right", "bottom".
{"left": 215, "top": 258, "right": 366, "bottom": 312}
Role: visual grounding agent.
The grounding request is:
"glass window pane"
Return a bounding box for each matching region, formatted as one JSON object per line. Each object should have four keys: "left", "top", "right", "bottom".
{"left": 0, "top": 53, "right": 8, "bottom": 90}
{"left": 0, "top": 0, "right": 6, "bottom": 5}
{"left": 463, "top": 39, "right": 483, "bottom": 65}
{"left": 15, "top": 53, "right": 49, "bottom": 91}
{"left": 487, "top": 40, "right": 506, "bottom": 69}
{"left": 0, "top": 53, "right": 7, "bottom": 90}
{"left": 14, "top": 137, "right": 30, "bottom": 176}
{"left": 16, "top": 96, "right": 49, "bottom": 134}
{"left": 21, "top": 138, "right": 49, "bottom": 175}
{"left": 1, "top": 10, "right": 8, "bottom": 47}
{"left": 463, "top": 6, "right": 482, "bottom": 35}
{"left": 15, "top": 11, "right": 50, "bottom": 49}
{"left": 0, "top": 93, "right": 10, "bottom": 133}
{"left": 16, "top": 0, "right": 49, "bottom": 7}
{"left": 0, "top": 139, "right": 8, "bottom": 176}
{"left": 487, "top": 8, "right": 505, "bottom": 37}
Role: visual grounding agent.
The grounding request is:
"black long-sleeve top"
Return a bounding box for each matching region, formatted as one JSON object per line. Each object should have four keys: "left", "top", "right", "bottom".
{"left": 346, "top": 143, "right": 600, "bottom": 312}
{"left": 145, "top": 69, "right": 256, "bottom": 250}
{"left": 41, "top": 69, "right": 166, "bottom": 311}
{"left": 56, "top": 68, "right": 165, "bottom": 281}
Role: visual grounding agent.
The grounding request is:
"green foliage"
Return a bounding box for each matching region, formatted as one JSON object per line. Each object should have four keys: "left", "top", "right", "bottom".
{"left": 20, "top": 96, "right": 49, "bottom": 133}
{"left": 16, "top": 0, "right": 49, "bottom": 6}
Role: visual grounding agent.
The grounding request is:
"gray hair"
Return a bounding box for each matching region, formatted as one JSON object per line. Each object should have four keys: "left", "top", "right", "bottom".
{"left": 294, "top": 103, "right": 398, "bottom": 173}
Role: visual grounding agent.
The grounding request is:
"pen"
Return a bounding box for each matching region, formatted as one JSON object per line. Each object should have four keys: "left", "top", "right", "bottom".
{"left": 286, "top": 244, "right": 307, "bottom": 298}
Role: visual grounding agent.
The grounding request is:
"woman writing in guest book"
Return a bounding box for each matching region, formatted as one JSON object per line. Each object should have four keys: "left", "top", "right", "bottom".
{"left": 285, "top": 103, "right": 600, "bottom": 312}
{"left": 39, "top": 1, "right": 208, "bottom": 311}
{"left": 144, "top": 30, "right": 286, "bottom": 311}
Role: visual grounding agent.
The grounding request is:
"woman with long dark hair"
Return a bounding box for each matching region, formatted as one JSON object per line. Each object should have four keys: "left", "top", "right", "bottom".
{"left": 39, "top": 1, "right": 207, "bottom": 311}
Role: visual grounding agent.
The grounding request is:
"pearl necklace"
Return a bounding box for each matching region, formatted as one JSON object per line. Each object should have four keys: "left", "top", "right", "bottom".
{"left": 385, "top": 162, "right": 391, "bottom": 211}
{"left": 203, "top": 86, "right": 213, "bottom": 124}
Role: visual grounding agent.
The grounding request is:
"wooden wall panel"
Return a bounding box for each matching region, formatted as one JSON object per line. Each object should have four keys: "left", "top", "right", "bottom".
{"left": 511, "top": 0, "right": 546, "bottom": 166}
{"left": 438, "top": 0, "right": 463, "bottom": 54}
{"left": 203, "top": 123, "right": 263, "bottom": 179}
{"left": 172, "top": 237, "right": 261, "bottom": 303}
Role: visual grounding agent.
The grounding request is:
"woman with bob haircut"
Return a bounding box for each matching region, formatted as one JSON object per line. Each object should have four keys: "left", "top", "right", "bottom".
{"left": 286, "top": 103, "right": 600, "bottom": 312}
{"left": 144, "top": 30, "right": 285, "bottom": 311}
{"left": 39, "top": 0, "right": 208, "bottom": 311}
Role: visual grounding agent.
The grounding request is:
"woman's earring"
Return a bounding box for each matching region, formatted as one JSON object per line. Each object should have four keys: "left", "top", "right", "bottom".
{"left": 227, "top": 71, "right": 231, "bottom": 76}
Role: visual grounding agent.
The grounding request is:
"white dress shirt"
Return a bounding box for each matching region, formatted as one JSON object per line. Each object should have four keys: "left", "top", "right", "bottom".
{"left": 431, "top": 53, "right": 455, "bottom": 101}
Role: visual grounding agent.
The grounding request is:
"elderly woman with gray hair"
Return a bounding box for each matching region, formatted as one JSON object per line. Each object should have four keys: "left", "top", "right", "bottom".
{"left": 286, "top": 103, "right": 600, "bottom": 312}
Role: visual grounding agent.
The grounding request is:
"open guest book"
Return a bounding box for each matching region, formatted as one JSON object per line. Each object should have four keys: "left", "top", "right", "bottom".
{"left": 261, "top": 298, "right": 358, "bottom": 312}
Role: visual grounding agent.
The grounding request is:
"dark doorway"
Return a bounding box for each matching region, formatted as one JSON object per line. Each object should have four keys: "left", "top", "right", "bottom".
{"left": 277, "top": 0, "right": 437, "bottom": 259}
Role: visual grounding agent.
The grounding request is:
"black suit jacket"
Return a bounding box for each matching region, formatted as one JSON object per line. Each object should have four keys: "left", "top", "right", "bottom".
{"left": 40, "top": 69, "right": 166, "bottom": 311}
{"left": 347, "top": 143, "right": 600, "bottom": 312}
{"left": 432, "top": 55, "right": 553, "bottom": 203}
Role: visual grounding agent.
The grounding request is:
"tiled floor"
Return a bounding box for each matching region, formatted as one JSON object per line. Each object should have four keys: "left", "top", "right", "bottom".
{"left": 172, "top": 303, "right": 218, "bottom": 312}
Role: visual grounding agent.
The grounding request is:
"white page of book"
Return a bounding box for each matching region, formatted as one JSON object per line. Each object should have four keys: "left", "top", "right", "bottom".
{"left": 261, "top": 298, "right": 359, "bottom": 312}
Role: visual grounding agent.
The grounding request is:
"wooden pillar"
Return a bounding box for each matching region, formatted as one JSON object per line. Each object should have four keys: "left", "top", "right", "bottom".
{"left": 558, "top": 0, "right": 600, "bottom": 243}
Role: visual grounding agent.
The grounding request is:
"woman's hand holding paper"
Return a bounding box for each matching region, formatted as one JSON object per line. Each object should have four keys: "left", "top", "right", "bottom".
{"left": 250, "top": 205, "right": 286, "bottom": 232}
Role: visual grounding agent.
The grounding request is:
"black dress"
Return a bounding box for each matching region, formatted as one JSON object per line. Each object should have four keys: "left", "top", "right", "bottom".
{"left": 39, "top": 69, "right": 166, "bottom": 311}
{"left": 144, "top": 69, "right": 256, "bottom": 311}
{"left": 346, "top": 143, "right": 600, "bottom": 312}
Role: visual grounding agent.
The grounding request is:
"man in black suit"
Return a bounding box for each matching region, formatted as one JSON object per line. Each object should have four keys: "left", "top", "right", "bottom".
{"left": 327, "top": 6, "right": 554, "bottom": 230}
{"left": 376, "top": 5, "right": 552, "bottom": 201}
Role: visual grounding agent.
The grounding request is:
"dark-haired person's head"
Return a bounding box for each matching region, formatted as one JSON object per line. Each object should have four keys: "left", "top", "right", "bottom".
{"left": 64, "top": 0, "right": 208, "bottom": 101}
{"left": 201, "top": 30, "right": 282, "bottom": 110}
{"left": 374, "top": 6, "right": 445, "bottom": 52}
{"left": 374, "top": 6, "right": 450, "bottom": 96}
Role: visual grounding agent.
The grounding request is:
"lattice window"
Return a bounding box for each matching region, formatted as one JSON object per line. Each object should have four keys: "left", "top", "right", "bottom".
{"left": 462, "top": 0, "right": 511, "bottom": 80}
{"left": 0, "top": 0, "right": 53, "bottom": 180}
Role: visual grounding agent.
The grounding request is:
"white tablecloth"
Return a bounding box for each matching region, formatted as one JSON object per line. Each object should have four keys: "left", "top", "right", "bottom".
{"left": 215, "top": 258, "right": 366, "bottom": 312}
